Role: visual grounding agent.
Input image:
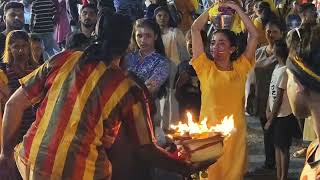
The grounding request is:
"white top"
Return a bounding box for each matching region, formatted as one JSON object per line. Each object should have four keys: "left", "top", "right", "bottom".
{"left": 268, "top": 65, "right": 292, "bottom": 117}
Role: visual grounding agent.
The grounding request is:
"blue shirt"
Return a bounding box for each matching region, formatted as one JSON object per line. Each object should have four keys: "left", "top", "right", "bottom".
{"left": 123, "top": 51, "right": 170, "bottom": 93}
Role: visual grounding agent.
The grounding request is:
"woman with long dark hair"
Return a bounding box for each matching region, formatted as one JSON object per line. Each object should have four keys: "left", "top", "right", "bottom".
{"left": 191, "top": 1, "right": 259, "bottom": 179}
{"left": 123, "top": 18, "right": 169, "bottom": 98}
{"left": 122, "top": 18, "right": 170, "bottom": 145}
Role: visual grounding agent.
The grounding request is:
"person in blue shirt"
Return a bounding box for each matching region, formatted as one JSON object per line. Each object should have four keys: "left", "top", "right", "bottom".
{"left": 122, "top": 18, "right": 169, "bottom": 98}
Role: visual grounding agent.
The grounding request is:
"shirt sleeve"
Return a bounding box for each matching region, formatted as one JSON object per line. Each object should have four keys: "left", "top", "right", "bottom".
{"left": 234, "top": 55, "right": 253, "bottom": 75}
{"left": 277, "top": 68, "right": 288, "bottom": 90}
{"left": 145, "top": 58, "right": 169, "bottom": 92}
{"left": 19, "top": 62, "right": 50, "bottom": 104}
{"left": 191, "top": 52, "right": 213, "bottom": 80}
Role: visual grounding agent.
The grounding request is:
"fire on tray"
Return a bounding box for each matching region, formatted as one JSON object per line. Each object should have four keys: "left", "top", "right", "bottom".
{"left": 168, "top": 112, "right": 235, "bottom": 140}
{"left": 168, "top": 112, "right": 236, "bottom": 163}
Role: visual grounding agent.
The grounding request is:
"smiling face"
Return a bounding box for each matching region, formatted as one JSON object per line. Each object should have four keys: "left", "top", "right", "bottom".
{"left": 286, "top": 69, "right": 310, "bottom": 119}
{"left": 209, "top": 32, "right": 235, "bottom": 61}
{"left": 135, "top": 26, "right": 157, "bottom": 53}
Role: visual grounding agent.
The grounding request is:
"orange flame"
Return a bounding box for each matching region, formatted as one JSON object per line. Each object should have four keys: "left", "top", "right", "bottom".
{"left": 170, "top": 112, "right": 235, "bottom": 138}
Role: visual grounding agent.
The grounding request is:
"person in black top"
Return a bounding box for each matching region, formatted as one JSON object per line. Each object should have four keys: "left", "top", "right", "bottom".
{"left": 174, "top": 30, "right": 205, "bottom": 121}
{"left": 78, "top": 4, "right": 98, "bottom": 39}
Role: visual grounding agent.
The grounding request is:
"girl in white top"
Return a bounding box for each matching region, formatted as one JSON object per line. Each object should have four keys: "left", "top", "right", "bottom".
{"left": 265, "top": 40, "right": 296, "bottom": 180}
{"left": 154, "top": 6, "right": 189, "bottom": 129}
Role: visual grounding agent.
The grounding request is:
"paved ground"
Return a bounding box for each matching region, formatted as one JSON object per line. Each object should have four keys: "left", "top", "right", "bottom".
{"left": 245, "top": 116, "right": 305, "bottom": 180}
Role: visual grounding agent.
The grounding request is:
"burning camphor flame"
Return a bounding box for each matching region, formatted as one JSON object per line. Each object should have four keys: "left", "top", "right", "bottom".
{"left": 170, "top": 112, "right": 235, "bottom": 138}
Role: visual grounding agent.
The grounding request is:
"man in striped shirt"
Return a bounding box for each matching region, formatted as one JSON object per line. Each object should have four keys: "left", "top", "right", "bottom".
{"left": 31, "top": 0, "right": 59, "bottom": 57}
{"left": 0, "top": 12, "right": 212, "bottom": 179}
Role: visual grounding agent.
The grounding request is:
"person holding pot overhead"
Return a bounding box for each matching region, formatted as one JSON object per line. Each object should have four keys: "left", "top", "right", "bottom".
{"left": 191, "top": 0, "right": 259, "bottom": 179}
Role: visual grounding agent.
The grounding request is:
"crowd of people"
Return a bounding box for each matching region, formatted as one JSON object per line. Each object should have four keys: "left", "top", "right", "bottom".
{"left": 0, "top": 0, "right": 318, "bottom": 180}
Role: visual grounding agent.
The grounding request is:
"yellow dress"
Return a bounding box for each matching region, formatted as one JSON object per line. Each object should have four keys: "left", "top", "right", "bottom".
{"left": 192, "top": 53, "right": 253, "bottom": 180}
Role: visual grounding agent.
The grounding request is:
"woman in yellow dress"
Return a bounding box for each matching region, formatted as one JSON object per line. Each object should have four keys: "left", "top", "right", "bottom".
{"left": 191, "top": 1, "right": 259, "bottom": 180}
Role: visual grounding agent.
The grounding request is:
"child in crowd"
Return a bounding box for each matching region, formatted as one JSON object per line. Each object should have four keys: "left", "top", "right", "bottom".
{"left": 174, "top": 30, "right": 203, "bottom": 121}
{"left": 264, "top": 40, "right": 297, "bottom": 180}
{"left": 29, "top": 33, "right": 48, "bottom": 64}
{"left": 65, "top": 32, "right": 90, "bottom": 51}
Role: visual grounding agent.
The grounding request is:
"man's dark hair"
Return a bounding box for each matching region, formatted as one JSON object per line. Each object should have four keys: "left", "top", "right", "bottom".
{"left": 66, "top": 32, "right": 90, "bottom": 50}
{"left": 81, "top": 9, "right": 133, "bottom": 65}
{"left": 81, "top": 3, "right": 98, "bottom": 13}
{"left": 29, "top": 33, "right": 41, "bottom": 42}
{"left": 273, "top": 39, "right": 289, "bottom": 64}
{"left": 299, "top": 3, "right": 316, "bottom": 14}
{"left": 4, "top": 2, "right": 24, "bottom": 14}
{"left": 266, "top": 19, "right": 286, "bottom": 33}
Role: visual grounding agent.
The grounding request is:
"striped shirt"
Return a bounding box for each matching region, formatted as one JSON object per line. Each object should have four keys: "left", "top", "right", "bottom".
{"left": 16, "top": 50, "right": 156, "bottom": 179}
{"left": 31, "top": 0, "right": 56, "bottom": 33}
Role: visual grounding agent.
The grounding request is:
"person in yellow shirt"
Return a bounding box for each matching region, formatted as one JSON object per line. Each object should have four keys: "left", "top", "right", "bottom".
{"left": 253, "top": 1, "right": 278, "bottom": 47}
{"left": 191, "top": 1, "right": 259, "bottom": 179}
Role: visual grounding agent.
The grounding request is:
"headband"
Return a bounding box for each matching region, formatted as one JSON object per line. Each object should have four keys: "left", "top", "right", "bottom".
{"left": 287, "top": 56, "right": 320, "bottom": 92}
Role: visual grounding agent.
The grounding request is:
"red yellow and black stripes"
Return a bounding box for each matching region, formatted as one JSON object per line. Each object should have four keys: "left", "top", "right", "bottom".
{"left": 19, "top": 50, "right": 156, "bottom": 179}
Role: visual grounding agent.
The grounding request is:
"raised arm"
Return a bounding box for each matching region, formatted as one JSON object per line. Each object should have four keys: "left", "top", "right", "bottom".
{"left": 222, "top": 1, "right": 259, "bottom": 64}
{"left": 0, "top": 87, "right": 33, "bottom": 178}
{"left": 191, "top": 4, "right": 213, "bottom": 58}
{"left": 1, "top": 87, "right": 32, "bottom": 156}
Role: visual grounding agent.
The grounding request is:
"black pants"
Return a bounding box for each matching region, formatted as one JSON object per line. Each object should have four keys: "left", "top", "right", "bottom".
{"left": 261, "top": 117, "right": 275, "bottom": 168}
